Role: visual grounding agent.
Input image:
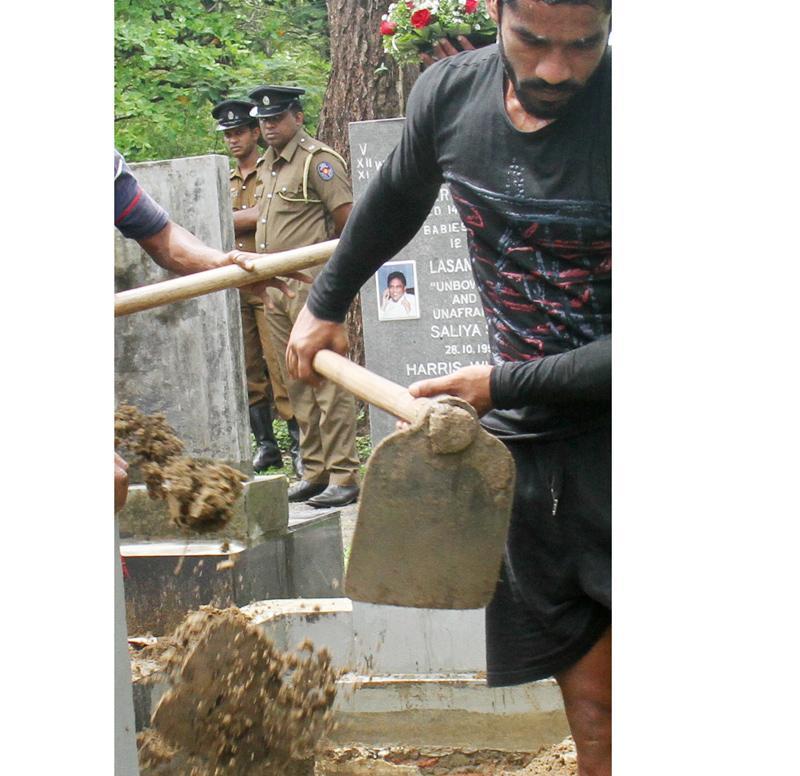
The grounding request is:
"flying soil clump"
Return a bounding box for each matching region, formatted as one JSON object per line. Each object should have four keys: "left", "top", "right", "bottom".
{"left": 146, "top": 607, "right": 339, "bottom": 775}
{"left": 115, "top": 404, "right": 247, "bottom": 532}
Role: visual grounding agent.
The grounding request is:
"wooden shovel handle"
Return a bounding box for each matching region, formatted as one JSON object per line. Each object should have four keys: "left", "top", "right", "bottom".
{"left": 313, "top": 350, "right": 432, "bottom": 425}
{"left": 114, "top": 239, "right": 338, "bottom": 317}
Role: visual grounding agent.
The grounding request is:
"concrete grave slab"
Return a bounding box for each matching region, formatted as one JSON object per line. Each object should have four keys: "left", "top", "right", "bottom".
{"left": 121, "top": 510, "right": 344, "bottom": 636}
{"left": 115, "top": 154, "right": 251, "bottom": 472}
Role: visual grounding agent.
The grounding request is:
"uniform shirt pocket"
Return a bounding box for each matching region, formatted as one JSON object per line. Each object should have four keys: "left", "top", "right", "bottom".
{"left": 274, "top": 170, "right": 310, "bottom": 212}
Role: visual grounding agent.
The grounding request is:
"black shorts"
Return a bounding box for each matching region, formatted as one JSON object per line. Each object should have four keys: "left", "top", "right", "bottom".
{"left": 486, "top": 423, "right": 611, "bottom": 686}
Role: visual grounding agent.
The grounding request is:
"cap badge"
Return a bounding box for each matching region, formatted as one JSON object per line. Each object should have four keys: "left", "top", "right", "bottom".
{"left": 263, "top": 96, "right": 271, "bottom": 105}
{"left": 227, "top": 110, "right": 234, "bottom": 120}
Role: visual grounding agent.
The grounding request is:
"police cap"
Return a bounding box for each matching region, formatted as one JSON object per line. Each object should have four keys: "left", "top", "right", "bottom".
{"left": 211, "top": 99, "right": 259, "bottom": 131}
{"left": 248, "top": 85, "right": 305, "bottom": 119}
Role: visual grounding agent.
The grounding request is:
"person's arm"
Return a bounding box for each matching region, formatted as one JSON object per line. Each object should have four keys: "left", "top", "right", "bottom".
{"left": 137, "top": 221, "right": 311, "bottom": 301}
{"left": 115, "top": 150, "right": 310, "bottom": 294}
{"left": 136, "top": 221, "right": 232, "bottom": 274}
{"left": 233, "top": 206, "right": 260, "bottom": 234}
{"left": 491, "top": 336, "right": 611, "bottom": 408}
{"left": 331, "top": 202, "right": 351, "bottom": 237}
{"left": 287, "top": 69, "right": 445, "bottom": 381}
{"left": 407, "top": 337, "right": 611, "bottom": 416}
{"left": 114, "top": 453, "right": 129, "bottom": 513}
{"left": 306, "top": 138, "right": 442, "bottom": 323}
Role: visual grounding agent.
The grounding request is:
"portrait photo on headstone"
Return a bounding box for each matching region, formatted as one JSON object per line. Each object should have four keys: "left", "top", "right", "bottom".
{"left": 375, "top": 260, "right": 420, "bottom": 322}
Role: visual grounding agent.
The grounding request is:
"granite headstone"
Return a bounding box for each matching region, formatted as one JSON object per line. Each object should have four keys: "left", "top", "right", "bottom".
{"left": 114, "top": 154, "right": 252, "bottom": 472}
{"left": 349, "top": 119, "right": 490, "bottom": 444}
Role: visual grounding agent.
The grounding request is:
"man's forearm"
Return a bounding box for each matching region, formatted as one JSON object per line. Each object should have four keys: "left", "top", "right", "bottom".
{"left": 331, "top": 202, "right": 352, "bottom": 238}
{"left": 490, "top": 337, "right": 611, "bottom": 408}
{"left": 233, "top": 206, "right": 259, "bottom": 235}
{"left": 307, "top": 173, "right": 440, "bottom": 322}
{"left": 137, "top": 221, "right": 227, "bottom": 275}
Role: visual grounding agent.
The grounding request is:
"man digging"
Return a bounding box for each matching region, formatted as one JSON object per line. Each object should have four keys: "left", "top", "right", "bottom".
{"left": 287, "top": 1, "right": 612, "bottom": 773}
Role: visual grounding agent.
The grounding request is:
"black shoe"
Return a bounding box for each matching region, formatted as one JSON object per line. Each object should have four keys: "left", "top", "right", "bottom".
{"left": 250, "top": 401, "right": 283, "bottom": 471}
{"left": 306, "top": 484, "right": 360, "bottom": 509}
{"left": 253, "top": 442, "right": 283, "bottom": 471}
{"left": 286, "top": 417, "right": 304, "bottom": 478}
{"left": 287, "top": 480, "right": 329, "bottom": 502}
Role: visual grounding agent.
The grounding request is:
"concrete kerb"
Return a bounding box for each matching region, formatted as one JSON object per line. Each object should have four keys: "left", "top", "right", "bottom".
{"left": 330, "top": 673, "right": 569, "bottom": 751}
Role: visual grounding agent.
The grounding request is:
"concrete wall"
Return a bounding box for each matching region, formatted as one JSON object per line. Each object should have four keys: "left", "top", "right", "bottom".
{"left": 114, "top": 154, "right": 251, "bottom": 472}
{"left": 244, "top": 598, "right": 485, "bottom": 675}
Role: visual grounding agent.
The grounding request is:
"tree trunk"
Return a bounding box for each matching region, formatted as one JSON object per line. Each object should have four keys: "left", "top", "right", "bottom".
{"left": 318, "top": 0, "right": 420, "bottom": 370}
{"left": 318, "top": 0, "right": 419, "bottom": 163}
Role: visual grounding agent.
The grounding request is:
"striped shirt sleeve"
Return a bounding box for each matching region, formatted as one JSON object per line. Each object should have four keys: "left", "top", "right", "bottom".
{"left": 114, "top": 149, "right": 169, "bottom": 240}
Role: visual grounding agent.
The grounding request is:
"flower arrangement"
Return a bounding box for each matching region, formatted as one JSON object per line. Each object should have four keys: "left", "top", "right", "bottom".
{"left": 380, "top": 0, "right": 497, "bottom": 65}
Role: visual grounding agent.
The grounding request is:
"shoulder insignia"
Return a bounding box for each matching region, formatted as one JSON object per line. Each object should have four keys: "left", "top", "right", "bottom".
{"left": 317, "top": 161, "right": 335, "bottom": 181}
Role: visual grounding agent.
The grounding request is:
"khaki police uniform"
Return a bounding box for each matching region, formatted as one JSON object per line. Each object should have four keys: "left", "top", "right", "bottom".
{"left": 230, "top": 158, "right": 292, "bottom": 419}
{"left": 255, "top": 127, "right": 360, "bottom": 487}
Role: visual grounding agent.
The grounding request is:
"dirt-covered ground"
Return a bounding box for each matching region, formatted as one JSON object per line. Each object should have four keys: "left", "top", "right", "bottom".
{"left": 138, "top": 732, "right": 577, "bottom": 776}
{"left": 312, "top": 738, "right": 577, "bottom": 775}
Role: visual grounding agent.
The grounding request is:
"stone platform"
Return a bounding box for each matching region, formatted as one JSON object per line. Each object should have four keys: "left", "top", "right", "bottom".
{"left": 120, "top": 480, "right": 345, "bottom": 635}
{"left": 117, "top": 474, "right": 288, "bottom": 544}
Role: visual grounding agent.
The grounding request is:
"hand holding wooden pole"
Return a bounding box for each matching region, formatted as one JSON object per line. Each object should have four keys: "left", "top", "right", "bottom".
{"left": 115, "top": 239, "right": 337, "bottom": 317}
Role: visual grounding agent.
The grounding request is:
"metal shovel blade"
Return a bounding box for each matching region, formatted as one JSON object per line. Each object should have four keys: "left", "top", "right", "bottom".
{"left": 345, "top": 397, "right": 515, "bottom": 609}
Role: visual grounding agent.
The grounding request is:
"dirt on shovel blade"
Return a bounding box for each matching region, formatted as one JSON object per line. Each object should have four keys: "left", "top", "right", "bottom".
{"left": 149, "top": 607, "right": 338, "bottom": 775}
{"left": 115, "top": 404, "right": 247, "bottom": 532}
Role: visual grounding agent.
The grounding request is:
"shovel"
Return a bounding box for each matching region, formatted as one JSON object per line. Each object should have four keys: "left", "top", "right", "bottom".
{"left": 313, "top": 350, "right": 515, "bottom": 610}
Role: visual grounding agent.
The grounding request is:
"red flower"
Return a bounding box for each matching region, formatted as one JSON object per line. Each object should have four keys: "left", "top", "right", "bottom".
{"left": 465, "top": 0, "right": 478, "bottom": 12}
{"left": 380, "top": 20, "right": 397, "bottom": 35}
{"left": 406, "top": 1, "right": 415, "bottom": 8}
{"left": 411, "top": 9, "right": 432, "bottom": 28}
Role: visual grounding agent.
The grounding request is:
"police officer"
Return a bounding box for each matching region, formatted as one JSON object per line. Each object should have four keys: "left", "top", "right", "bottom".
{"left": 245, "top": 85, "right": 360, "bottom": 508}
{"left": 211, "top": 98, "right": 303, "bottom": 475}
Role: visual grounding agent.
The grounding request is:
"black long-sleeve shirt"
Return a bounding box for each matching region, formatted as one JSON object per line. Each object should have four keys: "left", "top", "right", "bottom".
{"left": 486, "top": 336, "right": 610, "bottom": 438}
{"left": 309, "top": 45, "right": 611, "bottom": 439}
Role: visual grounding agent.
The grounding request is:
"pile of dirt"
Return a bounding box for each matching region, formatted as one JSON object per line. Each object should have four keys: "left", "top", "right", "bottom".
{"left": 316, "top": 746, "right": 530, "bottom": 774}
{"left": 502, "top": 737, "right": 577, "bottom": 776}
{"left": 137, "top": 728, "right": 211, "bottom": 775}
{"left": 310, "top": 738, "right": 577, "bottom": 775}
{"left": 145, "top": 607, "right": 339, "bottom": 775}
{"left": 115, "top": 404, "right": 247, "bottom": 532}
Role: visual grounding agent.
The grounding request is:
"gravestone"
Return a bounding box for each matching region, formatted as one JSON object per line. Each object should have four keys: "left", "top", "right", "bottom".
{"left": 114, "top": 154, "right": 251, "bottom": 471}
{"left": 349, "top": 119, "right": 490, "bottom": 444}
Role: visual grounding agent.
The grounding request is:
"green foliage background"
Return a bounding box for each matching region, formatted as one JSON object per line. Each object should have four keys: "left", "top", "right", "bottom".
{"left": 115, "top": 0, "right": 331, "bottom": 162}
